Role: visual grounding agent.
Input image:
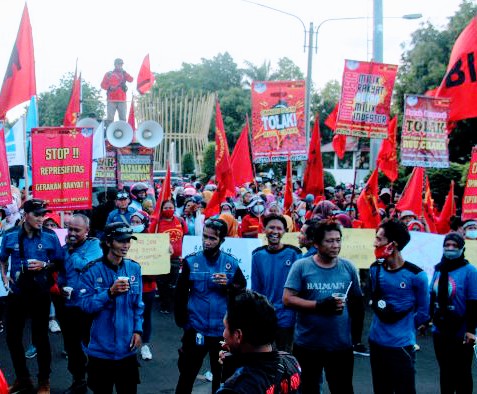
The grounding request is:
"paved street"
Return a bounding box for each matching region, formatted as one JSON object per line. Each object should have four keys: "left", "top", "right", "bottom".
{"left": 1, "top": 300, "right": 476, "bottom": 393}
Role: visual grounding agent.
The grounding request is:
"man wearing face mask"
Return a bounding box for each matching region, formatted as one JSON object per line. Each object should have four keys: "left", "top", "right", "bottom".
{"left": 430, "top": 232, "right": 477, "bottom": 394}
{"left": 240, "top": 197, "right": 265, "bottom": 238}
{"left": 174, "top": 219, "right": 246, "bottom": 394}
{"left": 369, "top": 219, "right": 429, "bottom": 394}
{"left": 463, "top": 220, "right": 477, "bottom": 240}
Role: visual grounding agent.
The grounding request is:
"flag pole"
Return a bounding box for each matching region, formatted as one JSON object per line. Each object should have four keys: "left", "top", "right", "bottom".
{"left": 22, "top": 114, "right": 29, "bottom": 197}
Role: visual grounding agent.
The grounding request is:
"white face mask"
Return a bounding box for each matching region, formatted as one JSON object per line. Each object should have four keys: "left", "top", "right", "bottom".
{"left": 131, "top": 224, "right": 145, "bottom": 233}
{"left": 252, "top": 205, "right": 265, "bottom": 216}
{"left": 466, "top": 229, "right": 477, "bottom": 240}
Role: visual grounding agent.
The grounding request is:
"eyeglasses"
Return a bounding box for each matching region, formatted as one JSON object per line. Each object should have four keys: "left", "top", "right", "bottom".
{"left": 205, "top": 218, "right": 226, "bottom": 230}
{"left": 117, "top": 192, "right": 129, "bottom": 199}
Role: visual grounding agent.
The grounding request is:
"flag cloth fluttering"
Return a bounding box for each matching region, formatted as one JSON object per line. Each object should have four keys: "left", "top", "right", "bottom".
{"left": 356, "top": 169, "right": 380, "bottom": 228}
{"left": 0, "top": 4, "right": 36, "bottom": 119}
{"left": 423, "top": 175, "right": 438, "bottom": 233}
{"left": 301, "top": 113, "right": 324, "bottom": 198}
{"left": 325, "top": 103, "right": 346, "bottom": 159}
{"left": 137, "top": 54, "right": 155, "bottom": 95}
{"left": 283, "top": 159, "right": 293, "bottom": 215}
{"left": 436, "top": 181, "right": 456, "bottom": 234}
{"left": 230, "top": 119, "right": 254, "bottom": 187}
{"left": 377, "top": 117, "right": 398, "bottom": 182}
{"left": 396, "top": 167, "right": 425, "bottom": 217}
{"left": 128, "top": 97, "right": 136, "bottom": 130}
{"left": 149, "top": 162, "right": 172, "bottom": 233}
{"left": 63, "top": 69, "right": 81, "bottom": 127}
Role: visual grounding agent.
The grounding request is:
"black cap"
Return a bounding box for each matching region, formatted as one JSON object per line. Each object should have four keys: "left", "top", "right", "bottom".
{"left": 116, "top": 191, "right": 129, "bottom": 200}
{"left": 443, "top": 232, "right": 465, "bottom": 249}
{"left": 103, "top": 222, "right": 137, "bottom": 242}
{"left": 22, "top": 199, "right": 51, "bottom": 215}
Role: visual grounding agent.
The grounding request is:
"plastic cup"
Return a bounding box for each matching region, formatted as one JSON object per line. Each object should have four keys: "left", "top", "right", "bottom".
{"left": 117, "top": 276, "right": 130, "bottom": 283}
{"left": 332, "top": 292, "right": 346, "bottom": 314}
{"left": 63, "top": 286, "right": 73, "bottom": 300}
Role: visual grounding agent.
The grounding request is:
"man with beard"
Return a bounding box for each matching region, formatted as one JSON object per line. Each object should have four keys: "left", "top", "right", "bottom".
{"left": 251, "top": 214, "right": 301, "bottom": 352}
{"left": 174, "top": 218, "right": 246, "bottom": 394}
{"left": 56, "top": 214, "right": 103, "bottom": 394}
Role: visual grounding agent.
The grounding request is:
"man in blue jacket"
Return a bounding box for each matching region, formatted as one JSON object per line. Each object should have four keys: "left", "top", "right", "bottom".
{"left": 105, "top": 191, "right": 137, "bottom": 225}
{"left": 174, "top": 218, "right": 246, "bottom": 394}
{"left": 78, "top": 222, "right": 144, "bottom": 394}
{"left": 56, "top": 214, "right": 103, "bottom": 394}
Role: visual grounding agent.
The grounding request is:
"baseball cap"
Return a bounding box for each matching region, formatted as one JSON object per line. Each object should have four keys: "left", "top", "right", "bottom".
{"left": 22, "top": 199, "right": 51, "bottom": 215}
{"left": 400, "top": 210, "right": 416, "bottom": 219}
{"left": 103, "top": 222, "right": 137, "bottom": 242}
{"left": 379, "top": 187, "right": 391, "bottom": 196}
{"left": 116, "top": 191, "right": 129, "bottom": 200}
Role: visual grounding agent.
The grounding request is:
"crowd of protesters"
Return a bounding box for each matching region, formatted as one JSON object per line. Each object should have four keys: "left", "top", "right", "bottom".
{"left": 0, "top": 173, "right": 476, "bottom": 394}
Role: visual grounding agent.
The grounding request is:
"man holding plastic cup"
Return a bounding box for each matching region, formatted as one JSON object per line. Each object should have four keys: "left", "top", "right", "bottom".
{"left": 283, "top": 219, "right": 364, "bottom": 394}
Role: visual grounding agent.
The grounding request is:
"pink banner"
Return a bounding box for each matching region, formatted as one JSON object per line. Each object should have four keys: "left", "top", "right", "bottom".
{"left": 31, "top": 127, "right": 93, "bottom": 210}
{"left": 0, "top": 120, "right": 13, "bottom": 205}
{"left": 462, "top": 146, "right": 477, "bottom": 221}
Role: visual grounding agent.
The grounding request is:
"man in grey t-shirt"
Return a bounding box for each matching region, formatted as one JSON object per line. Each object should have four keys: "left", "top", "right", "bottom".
{"left": 283, "top": 220, "right": 364, "bottom": 394}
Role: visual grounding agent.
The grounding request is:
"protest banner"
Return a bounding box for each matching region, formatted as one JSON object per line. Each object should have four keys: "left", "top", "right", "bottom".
{"left": 31, "top": 127, "right": 93, "bottom": 210}
{"left": 336, "top": 60, "right": 397, "bottom": 138}
{"left": 181, "top": 235, "right": 262, "bottom": 288}
{"left": 0, "top": 121, "right": 13, "bottom": 205}
{"left": 116, "top": 143, "right": 154, "bottom": 188}
{"left": 462, "top": 146, "right": 477, "bottom": 221}
{"left": 400, "top": 95, "right": 450, "bottom": 168}
{"left": 250, "top": 80, "right": 307, "bottom": 163}
{"left": 127, "top": 233, "right": 171, "bottom": 275}
{"left": 93, "top": 141, "right": 117, "bottom": 187}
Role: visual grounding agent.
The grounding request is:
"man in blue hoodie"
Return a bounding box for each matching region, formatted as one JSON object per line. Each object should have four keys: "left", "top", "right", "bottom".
{"left": 78, "top": 222, "right": 144, "bottom": 394}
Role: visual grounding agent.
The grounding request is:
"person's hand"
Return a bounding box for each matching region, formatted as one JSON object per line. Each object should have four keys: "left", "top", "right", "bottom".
{"left": 130, "top": 333, "right": 142, "bottom": 350}
{"left": 1, "top": 271, "right": 11, "bottom": 291}
{"left": 110, "top": 278, "right": 130, "bottom": 296}
{"left": 212, "top": 273, "right": 228, "bottom": 286}
{"left": 27, "top": 259, "right": 45, "bottom": 271}
{"left": 463, "top": 332, "right": 476, "bottom": 345}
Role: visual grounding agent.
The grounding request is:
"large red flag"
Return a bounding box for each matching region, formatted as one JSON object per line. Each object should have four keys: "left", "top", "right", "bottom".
{"left": 436, "top": 181, "right": 456, "bottom": 234}
{"left": 423, "top": 176, "right": 438, "bottom": 233}
{"left": 149, "top": 162, "right": 171, "bottom": 233}
{"left": 0, "top": 4, "right": 36, "bottom": 119}
{"left": 230, "top": 120, "right": 254, "bottom": 187}
{"left": 325, "top": 103, "right": 347, "bottom": 159}
{"left": 128, "top": 97, "right": 136, "bottom": 130}
{"left": 396, "top": 167, "right": 425, "bottom": 216}
{"left": 377, "top": 117, "right": 398, "bottom": 182}
{"left": 137, "top": 54, "right": 155, "bottom": 95}
{"left": 284, "top": 159, "right": 293, "bottom": 215}
{"left": 357, "top": 169, "right": 380, "bottom": 228}
{"left": 301, "top": 113, "right": 324, "bottom": 198}
{"left": 63, "top": 70, "right": 81, "bottom": 127}
{"left": 436, "top": 16, "right": 477, "bottom": 121}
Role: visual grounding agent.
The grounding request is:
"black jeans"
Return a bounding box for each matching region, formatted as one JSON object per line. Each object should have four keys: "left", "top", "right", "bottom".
{"left": 433, "top": 333, "right": 474, "bottom": 394}
{"left": 87, "top": 355, "right": 140, "bottom": 394}
{"left": 369, "top": 341, "right": 416, "bottom": 394}
{"left": 142, "top": 291, "right": 155, "bottom": 343}
{"left": 293, "top": 343, "right": 354, "bottom": 394}
{"left": 6, "top": 291, "right": 51, "bottom": 381}
{"left": 176, "top": 329, "right": 222, "bottom": 394}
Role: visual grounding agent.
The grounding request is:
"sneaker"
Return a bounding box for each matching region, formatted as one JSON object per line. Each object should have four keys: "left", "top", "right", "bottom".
{"left": 37, "top": 379, "right": 50, "bottom": 394}
{"left": 25, "top": 345, "right": 37, "bottom": 359}
{"left": 0, "top": 321, "right": 4, "bottom": 333}
{"left": 413, "top": 343, "right": 421, "bottom": 352}
{"left": 48, "top": 320, "right": 61, "bottom": 333}
{"left": 8, "top": 377, "right": 34, "bottom": 393}
{"left": 141, "top": 344, "right": 152, "bottom": 360}
{"left": 160, "top": 309, "right": 170, "bottom": 314}
{"left": 353, "top": 343, "right": 370, "bottom": 357}
{"left": 63, "top": 379, "right": 87, "bottom": 394}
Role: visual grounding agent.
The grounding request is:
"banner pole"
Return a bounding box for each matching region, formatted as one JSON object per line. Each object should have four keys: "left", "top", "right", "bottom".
{"left": 22, "top": 114, "right": 30, "bottom": 197}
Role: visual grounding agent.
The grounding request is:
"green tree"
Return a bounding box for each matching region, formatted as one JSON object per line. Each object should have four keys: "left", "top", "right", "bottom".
{"left": 201, "top": 142, "right": 216, "bottom": 182}
{"left": 241, "top": 60, "right": 274, "bottom": 88}
{"left": 311, "top": 80, "right": 341, "bottom": 144}
{"left": 182, "top": 152, "right": 195, "bottom": 176}
{"left": 273, "top": 57, "right": 305, "bottom": 80}
{"left": 37, "top": 73, "right": 104, "bottom": 126}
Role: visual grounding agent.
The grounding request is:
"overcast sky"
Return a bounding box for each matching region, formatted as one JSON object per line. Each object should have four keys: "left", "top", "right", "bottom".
{"left": 0, "top": 0, "right": 466, "bottom": 116}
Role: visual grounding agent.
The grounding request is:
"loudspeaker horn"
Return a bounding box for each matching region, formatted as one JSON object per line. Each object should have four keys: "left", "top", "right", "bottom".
{"left": 106, "top": 121, "right": 134, "bottom": 148}
{"left": 77, "top": 117, "right": 100, "bottom": 129}
{"left": 136, "top": 120, "right": 164, "bottom": 148}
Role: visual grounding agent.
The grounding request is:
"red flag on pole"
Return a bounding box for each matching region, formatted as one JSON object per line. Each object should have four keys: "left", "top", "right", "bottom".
{"left": 396, "top": 167, "right": 425, "bottom": 217}
{"left": 301, "top": 113, "right": 324, "bottom": 198}
{"left": 230, "top": 120, "right": 254, "bottom": 187}
{"left": 423, "top": 176, "right": 438, "bottom": 233}
{"left": 149, "top": 161, "right": 171, "bottom": 233}
{"left": 128, "top": 96, "right": 136, "bottom": 130}
{"left": 137, "top": 54, "right": 155, "bottom": 95}
{"left": 0, "top": 4, "right": 36, "bottom": 119}
{"left": 325, "top": 103, "right": 347, "bottom": 160}
{"left": 284, "top": 159, "right": 293, "bottom": 215}
{"left": 377, "top": 117, "right": 398, "bottom": 182}
{"left": 356, "top": 169, "right": 380, "bottom": 228}
{"left": 436, "top": 181, "right": 455, "bottom": 234}
{"left": 63, "top": 69, "right": 81, "bottom": 127}
{"left": 436, "top": 16, "right": 477, "bottom": 121}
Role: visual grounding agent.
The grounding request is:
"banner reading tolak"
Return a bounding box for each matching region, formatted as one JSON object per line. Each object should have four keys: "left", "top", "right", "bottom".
{"left": 31, "top": 127, "right": 93, "bottom": 209}
{"left": 251, "top": 80, "right": 306, "bottom": 163}
{"left": 0, "top": 121, "right": 13, "bottom": 205}
{"left": 462, "top": 146, "right": 477, "bottom": 221}
{"left": 336, "top": 60, "right": 397, "bottom": 138}
{"left": 116, "top": 143, "right": 154, "bottom": 189}
{"left": 401, "top": 95, "right": 450, "bottom": 168}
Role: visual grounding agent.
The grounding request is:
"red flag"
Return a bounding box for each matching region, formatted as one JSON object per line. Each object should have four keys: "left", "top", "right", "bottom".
{"left": 377, "top": 117, "right": 398, "bottom": 182}
{"left": 137, "top": 54, "right": 155, "bottom": 95}
{"left": 301, "top": 113, "right": 324, "bottom": 198}
{"left": 63, "top": 69, "right": 81, "bottom": 127}
{"left": 149, "top": 162, "right": 171, "bottom": 233}
{"left": 284, "top": 159, "right": 293, "bottom": 215}
{"left": 325, "top": 103, "right": 347, "bottom": 159}
{"left": 0, "top": 5, "right": 36, "bottom": 119}
{"left": 325, "top": 103, "right": 338, "bottom": 130}
{"left": 128, "top": 97, "right": 136, "bottom": 130}
{"left": 356, "top": 169, "right": 380, "bottom": 228}
{"left": 396, "top": 167, "right": 425, "bottom": 217}
{"left": 423, "top": 176, "right": 438, "bottom": 233}
{"left": 231, "top": 121, "right": 254, "bottom": 187}
{"left": 436, "top": 181, "right": 456, "bottom": 234}
{"left": 436, "top": 16, "right": 477, "bottom": 121}
{"left": 203, "top": 101, "right": 235, "bottom": 217}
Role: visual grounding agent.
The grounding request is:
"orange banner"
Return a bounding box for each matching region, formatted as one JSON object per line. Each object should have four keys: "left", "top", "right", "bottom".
{"left": 31, "top": 127, "right": 93, "bottom": 210}
{"left": 462, "top": 146, "right": 477, "bottom": 221}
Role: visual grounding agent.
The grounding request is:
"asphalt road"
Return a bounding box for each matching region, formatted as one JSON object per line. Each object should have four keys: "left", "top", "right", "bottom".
{"left": 0, "top": 299, "right": 476, "bottom": 394}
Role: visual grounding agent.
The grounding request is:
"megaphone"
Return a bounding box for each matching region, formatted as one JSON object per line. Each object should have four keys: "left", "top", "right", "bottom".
{"left": 77, "top": 117, "right": 100, "bottom": 129}
{"left": 136, "top": 120, "right": 164, "bottom": 148}
{"left": 106, "top": 121, "right": 134, "bottom": 148}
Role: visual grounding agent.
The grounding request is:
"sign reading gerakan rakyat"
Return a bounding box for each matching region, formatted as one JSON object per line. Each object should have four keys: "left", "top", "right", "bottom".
{"left": 31, "top": 127, "right": 93, "bottom": 210}
{"left": 251, "top": 80, "right": 307, "bottom": 163}
{"left": 462, "top": 146, "right": 477, "bottom": 221}
{"left": 336, "top": 60, "right": 397, "bottom": 139}
{"left": 401, "top": 95, "right": 450, "bottom": 168}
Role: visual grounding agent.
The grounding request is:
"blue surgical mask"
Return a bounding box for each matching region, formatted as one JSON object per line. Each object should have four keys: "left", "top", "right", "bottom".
{"left": 252, "top": 205, "right": 265, "bottom": 216}
{"left": 443, "top": 248, "right": 463, "bottom": 260}
{"left": 131, "top": 224, "right": 145, "bottom": 233}
{"left": 466, "top": 229, "right": 477, "bottom": 240}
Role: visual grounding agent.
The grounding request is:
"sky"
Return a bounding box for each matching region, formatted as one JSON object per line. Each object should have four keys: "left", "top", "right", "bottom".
{"left": 0, "top": 0, "right": 467, "bottom": 117}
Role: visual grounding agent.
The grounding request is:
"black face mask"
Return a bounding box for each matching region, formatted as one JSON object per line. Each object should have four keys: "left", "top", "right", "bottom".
{"left": 176, "top": 195, "right": 186, "bottom": 208}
